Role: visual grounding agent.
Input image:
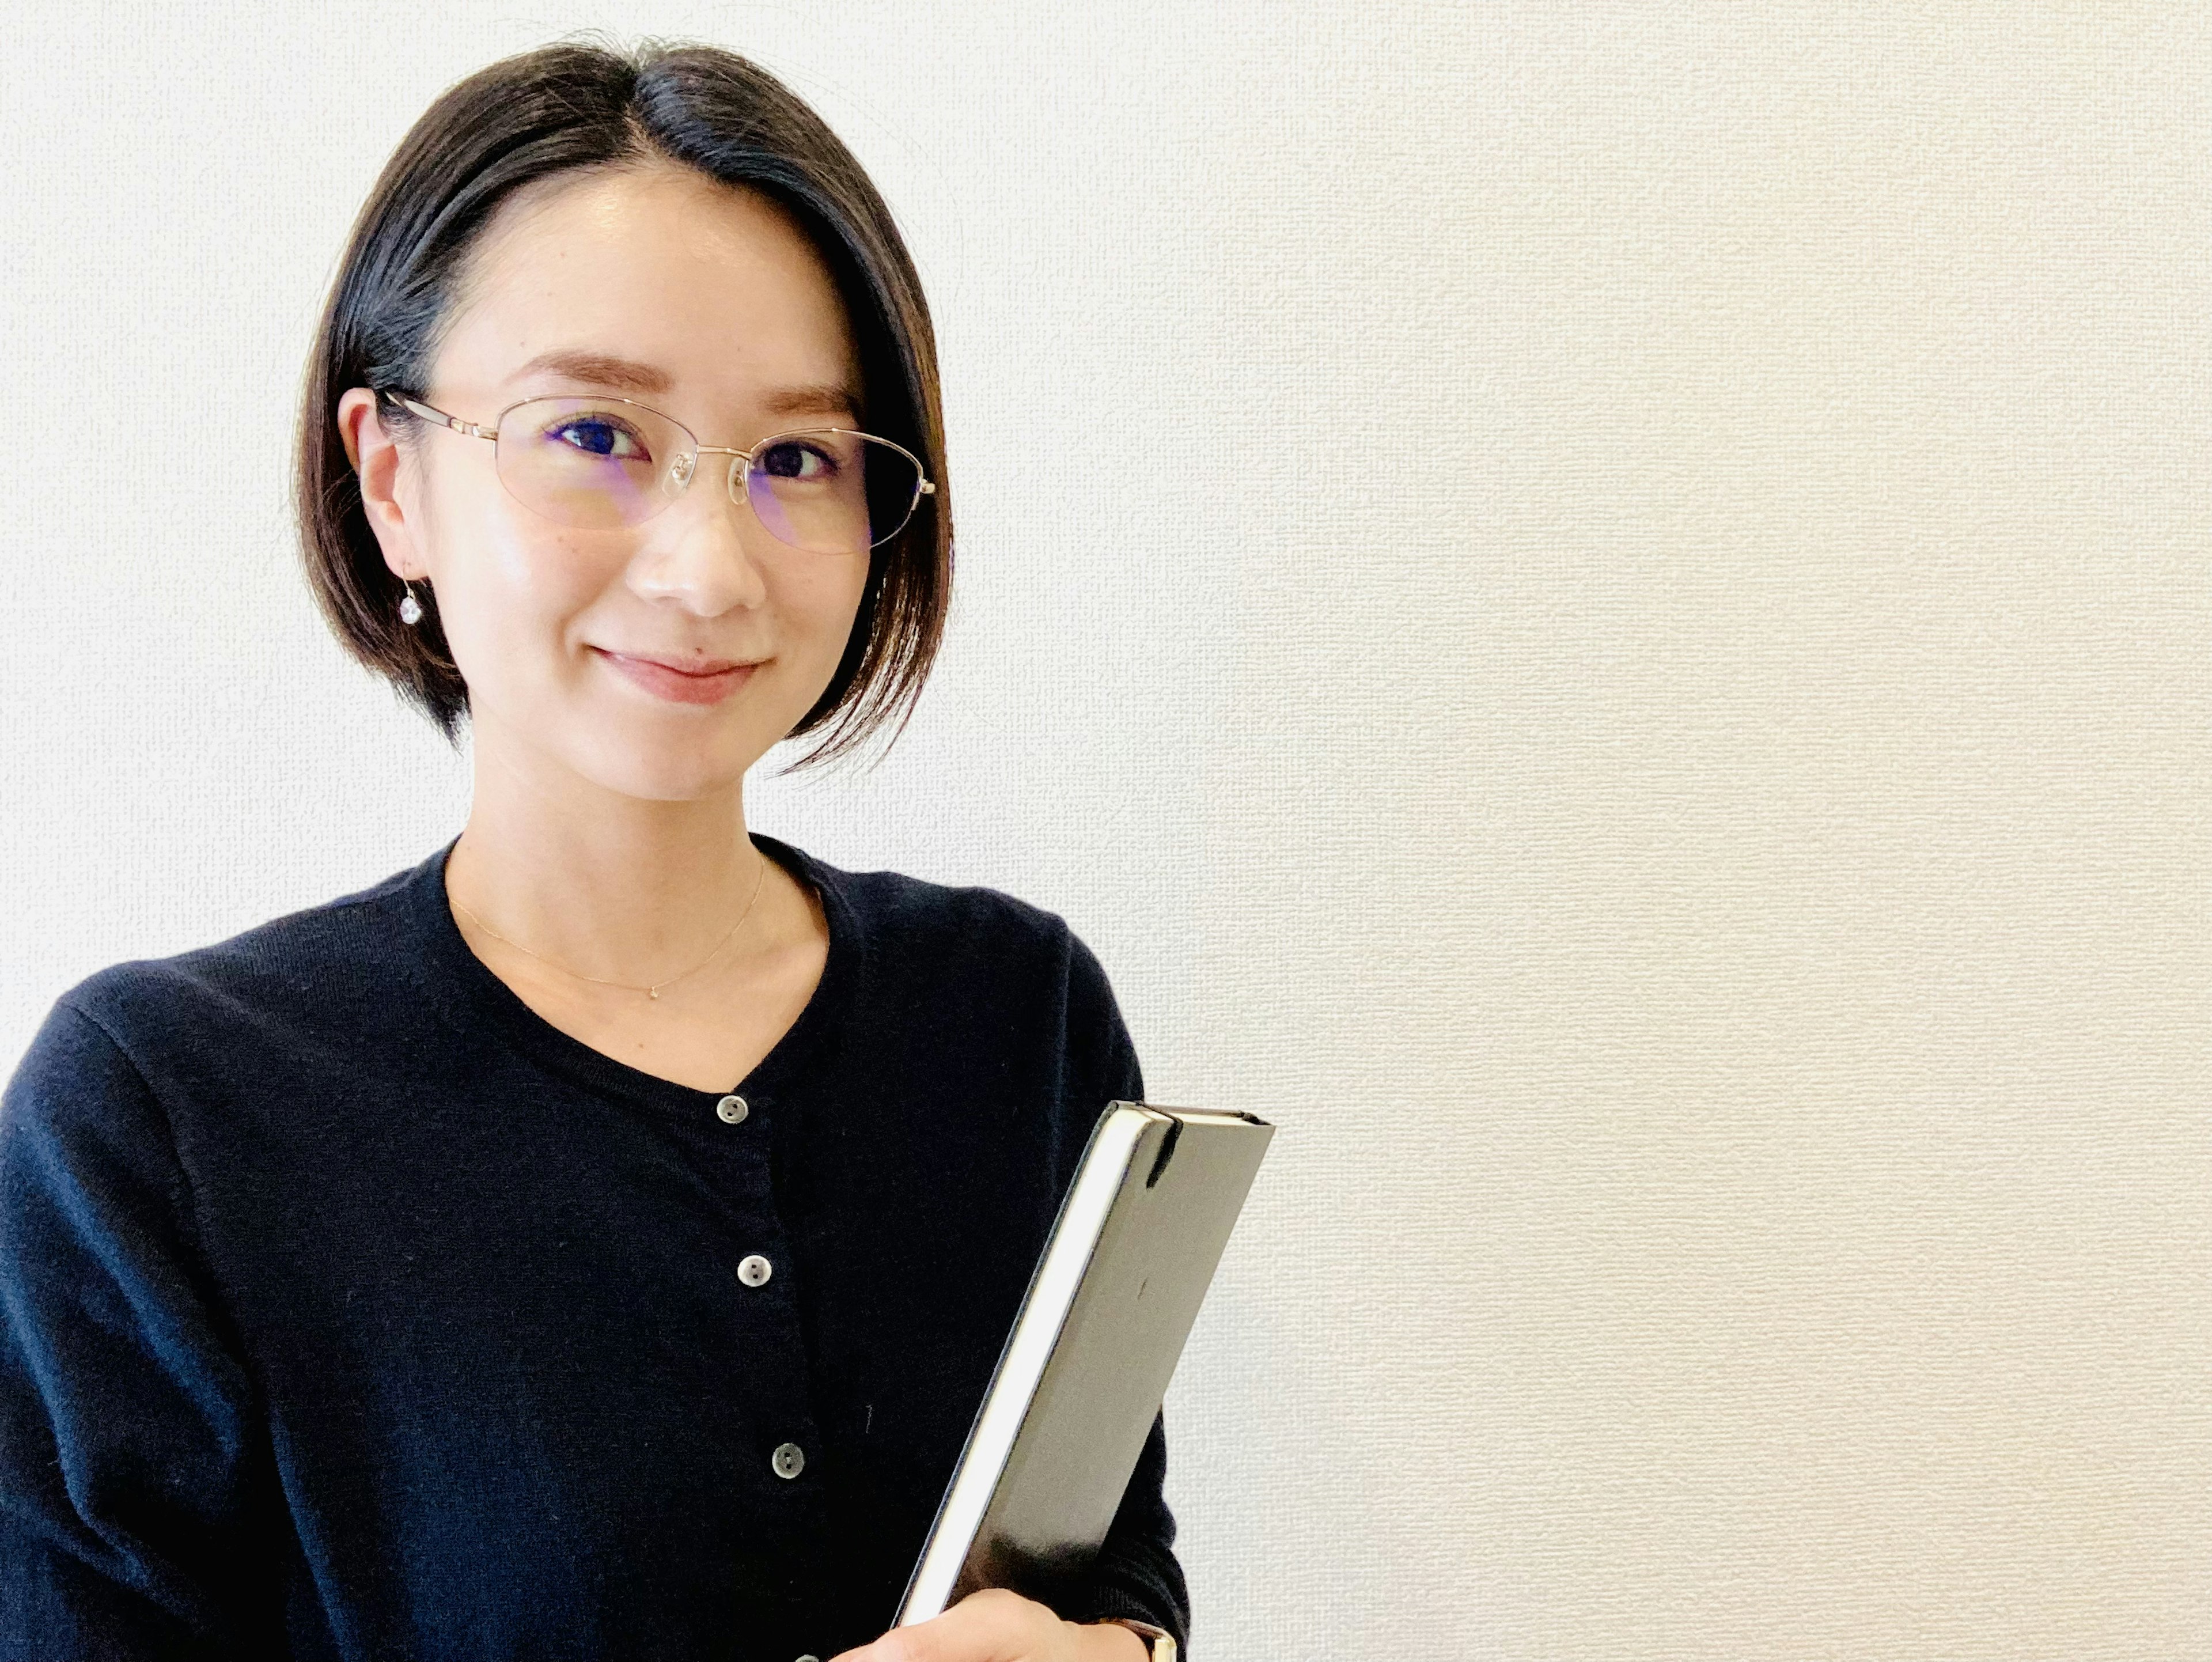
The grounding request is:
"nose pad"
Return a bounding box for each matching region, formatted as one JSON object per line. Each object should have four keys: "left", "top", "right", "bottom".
{"left": 724, "top": 455, "right": 772, "bottom": 540}
{"left": 668, "top": 452, "right": 696, "bottom": 490}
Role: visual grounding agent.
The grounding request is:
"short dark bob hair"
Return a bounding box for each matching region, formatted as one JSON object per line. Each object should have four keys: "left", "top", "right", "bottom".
{"left": 296, "top": 37, "right": 950, "bottom": 771}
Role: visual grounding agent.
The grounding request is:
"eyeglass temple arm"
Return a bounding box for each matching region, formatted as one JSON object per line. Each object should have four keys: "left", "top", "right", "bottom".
{"left": 380, "top": 391, "right": 496, "bottom": 441}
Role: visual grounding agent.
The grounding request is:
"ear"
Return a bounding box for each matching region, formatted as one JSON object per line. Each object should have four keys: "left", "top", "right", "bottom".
{"left": 336, "top": 387, "right": 427, "bottom": 584}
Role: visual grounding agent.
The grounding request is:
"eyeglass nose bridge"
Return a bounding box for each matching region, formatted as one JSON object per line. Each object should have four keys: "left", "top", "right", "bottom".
{"left": 691, "top": 445, "right": 753, "bottom": 490}
{"left": 662, "top": 445, "right": 753, "bottom": 505}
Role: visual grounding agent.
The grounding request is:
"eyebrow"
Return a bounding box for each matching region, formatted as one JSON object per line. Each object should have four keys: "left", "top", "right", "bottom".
{"left": 507, "top": 350, "right": 862, "bottom": 421}
{"left": 509, "top": 350, "right": 673, "bottom": 396}
{"left": 756, "top": 382, "right": 865, "bottom": 421}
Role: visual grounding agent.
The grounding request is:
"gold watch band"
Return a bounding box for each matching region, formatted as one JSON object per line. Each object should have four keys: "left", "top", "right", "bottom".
{"left": 1097, "top": 1616, "right": 1179, "bottom": 1661}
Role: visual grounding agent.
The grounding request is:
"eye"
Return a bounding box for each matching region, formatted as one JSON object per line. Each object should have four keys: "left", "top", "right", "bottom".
{"left": 547, "top": 415, "right": 650, "bottom": 463}
{"left": 757, "top": 438, "right": 839, "bottom": 482}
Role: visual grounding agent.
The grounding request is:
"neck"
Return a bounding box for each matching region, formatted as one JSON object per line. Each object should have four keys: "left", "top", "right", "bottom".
{"left": 444, "top": 738, "right": 774, "bottom": 991}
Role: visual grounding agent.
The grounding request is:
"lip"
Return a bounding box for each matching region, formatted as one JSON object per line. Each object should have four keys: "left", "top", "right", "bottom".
{"left": 592, "top": 647, "right": 764, "bottom": 707}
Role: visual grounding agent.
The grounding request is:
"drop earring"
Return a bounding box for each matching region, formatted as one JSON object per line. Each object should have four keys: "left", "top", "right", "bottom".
{"left": 398, "top": 581, "right": 424, "bottom": 626}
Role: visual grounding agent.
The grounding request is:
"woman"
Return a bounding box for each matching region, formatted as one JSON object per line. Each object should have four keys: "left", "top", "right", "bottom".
{"left": 0, "top": 40, "right": 1185, "bottom": 1662}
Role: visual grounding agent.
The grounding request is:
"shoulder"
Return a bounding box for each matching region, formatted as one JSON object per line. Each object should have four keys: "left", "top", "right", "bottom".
{"left": 36, "top": 850, "right": 433, "bottom": 1081}
{"left": 794, "top": 843, "right": 1128, "bottom": 1035}
{"left": 800, "top": 845, "right": 1106, "bottom": 977}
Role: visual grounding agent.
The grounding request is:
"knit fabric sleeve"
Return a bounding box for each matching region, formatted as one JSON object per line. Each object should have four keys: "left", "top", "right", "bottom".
{"left": 0, "top": 997, "right": 276, "bottom": 1659}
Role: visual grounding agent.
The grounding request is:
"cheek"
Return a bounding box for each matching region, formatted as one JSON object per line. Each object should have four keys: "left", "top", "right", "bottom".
{"left": 780, "top": 553, "right": 872, "bottom": 653}
{"left": 429, "top": 479, "right": 613, "bottom": 690}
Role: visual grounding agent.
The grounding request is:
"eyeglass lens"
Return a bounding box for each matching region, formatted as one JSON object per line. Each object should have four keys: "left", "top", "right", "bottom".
{"left": 491, "top": 397, "right": 921, "bottom": 552}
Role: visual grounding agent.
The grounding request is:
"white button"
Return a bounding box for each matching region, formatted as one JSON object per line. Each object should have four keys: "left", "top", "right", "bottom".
{"left": 796, "top": 1655, "right": 821, "bottom": 1662}
{"left": 771, "top": 1441, "right": 805, "bottom": 1479}
{"left": 716, "top": 1095, "right": 749, "bottom": 1125}
{"left": 738, "top": 1254, "right": 773, "bottom": 1287}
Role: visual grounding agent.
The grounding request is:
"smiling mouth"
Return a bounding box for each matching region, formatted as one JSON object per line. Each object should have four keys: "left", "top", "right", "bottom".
{"left": 598, "top": 649, "right": 764, "bottom": 675}
{"left": 592, "top": 647, "right": 765, "bottom": 706}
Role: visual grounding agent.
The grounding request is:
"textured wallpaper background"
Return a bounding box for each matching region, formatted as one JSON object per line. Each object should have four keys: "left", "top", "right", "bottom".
{"left": 2, "top": 4, "right": 2206, "bottom": 1657}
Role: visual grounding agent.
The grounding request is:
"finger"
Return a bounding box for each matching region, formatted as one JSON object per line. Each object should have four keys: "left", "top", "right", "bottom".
{"left": 823, "top": 1610, "right": 963, "bottom": 1662}
{"left": 826, "top": 1588, "right": 1050, "bottom": 1662}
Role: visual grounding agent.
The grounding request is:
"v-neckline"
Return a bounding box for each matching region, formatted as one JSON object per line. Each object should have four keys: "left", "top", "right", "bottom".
{"left": 397, "top": 829, "right": 862, "bottom": 1118}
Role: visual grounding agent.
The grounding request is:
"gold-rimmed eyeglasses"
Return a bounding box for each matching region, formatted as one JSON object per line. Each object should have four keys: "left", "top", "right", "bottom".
{"left": 376, "top": 389, "right": 935, "bottom": 554}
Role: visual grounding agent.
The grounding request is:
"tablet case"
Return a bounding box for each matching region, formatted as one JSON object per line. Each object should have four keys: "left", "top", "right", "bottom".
{"left": 896, "top": 1101, "right": 1275, "bottom": 1625}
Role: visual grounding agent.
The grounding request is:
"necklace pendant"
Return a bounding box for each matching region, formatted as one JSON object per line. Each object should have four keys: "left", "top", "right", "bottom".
{"left": 649, "top": 987, "right": 661, "bottom": 1000}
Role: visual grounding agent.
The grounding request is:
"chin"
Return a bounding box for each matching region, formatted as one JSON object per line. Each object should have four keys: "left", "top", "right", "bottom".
{"left": 574, "top": 728, "right": 759, "bottom": 803}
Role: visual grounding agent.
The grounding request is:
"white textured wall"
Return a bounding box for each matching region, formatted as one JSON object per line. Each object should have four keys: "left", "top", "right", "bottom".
{"left": 3, "top": 5, "right": 2206, "bottom": 1657}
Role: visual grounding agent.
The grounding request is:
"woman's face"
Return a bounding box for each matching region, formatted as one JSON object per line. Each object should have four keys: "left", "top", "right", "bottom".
{"left": 340, "top": 162, "right": 872, "bottom": 802}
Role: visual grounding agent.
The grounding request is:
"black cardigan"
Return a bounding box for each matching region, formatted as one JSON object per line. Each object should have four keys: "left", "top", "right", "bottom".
{"left": 0, "top": 833, "right": 1188, "bottom": 1661}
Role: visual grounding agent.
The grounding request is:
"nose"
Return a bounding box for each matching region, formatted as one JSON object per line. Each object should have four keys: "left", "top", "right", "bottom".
{"left": 622, "top": 456, "right": 773, "bottom": 616}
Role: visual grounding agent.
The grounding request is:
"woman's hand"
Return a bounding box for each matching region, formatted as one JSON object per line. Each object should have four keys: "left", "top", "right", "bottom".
{"left": 826, "top": 1588, "right": 1149, "bottom": 1661}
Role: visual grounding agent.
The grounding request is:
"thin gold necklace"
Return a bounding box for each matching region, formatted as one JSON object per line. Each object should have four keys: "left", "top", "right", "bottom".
{"left": 450, "top": 849, "right": 768, "bottom": 1000}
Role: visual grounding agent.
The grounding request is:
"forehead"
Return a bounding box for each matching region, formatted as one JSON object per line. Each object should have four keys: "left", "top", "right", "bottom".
{"left": 431, "top": 163, "right": 859, "bottom": 408}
